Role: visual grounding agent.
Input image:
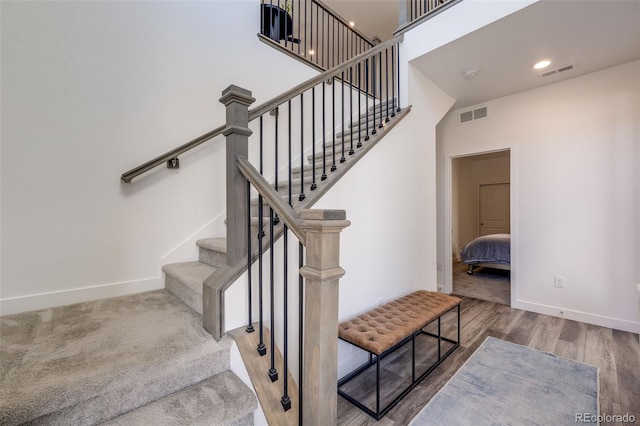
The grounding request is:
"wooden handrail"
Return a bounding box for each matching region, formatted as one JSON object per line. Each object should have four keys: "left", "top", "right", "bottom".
{"left": 248, "top": 34, "right": 403, "bottom": 121}
{"left": 120, "top": 124, "right": 225, "bottom": 183}
{"left": 236, "top": 156, "right": 306, "bottom": 244}
{"left": 120, "top": 34, "right": 402, "bottom": 183}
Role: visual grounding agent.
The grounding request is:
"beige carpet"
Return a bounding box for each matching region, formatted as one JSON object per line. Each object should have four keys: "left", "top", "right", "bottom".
{"left": 452, "top": 261, "right": 510, "bottom": 305}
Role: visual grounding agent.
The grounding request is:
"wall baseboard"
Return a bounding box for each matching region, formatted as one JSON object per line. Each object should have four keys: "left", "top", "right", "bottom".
{"left": 512, "top": 299, "right": 639, "bottom": 334}
{"left": 0, "top": 277, "right": 162, "bottom": 316}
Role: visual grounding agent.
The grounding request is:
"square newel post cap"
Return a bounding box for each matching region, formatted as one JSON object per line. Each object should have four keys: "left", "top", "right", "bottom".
{"left": 299, "top": 209, "right": 350, "bottom": 232}
{"left": 219, "top": 85, "right": 256, "bottom": 107}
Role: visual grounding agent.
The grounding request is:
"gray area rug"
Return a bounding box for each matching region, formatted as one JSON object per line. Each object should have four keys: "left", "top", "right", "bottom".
{"left": 410, "top": 337, "right": 599, "bottom": 425}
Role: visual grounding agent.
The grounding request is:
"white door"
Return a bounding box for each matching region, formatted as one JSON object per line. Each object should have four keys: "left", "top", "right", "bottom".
{"left": 479, "top": 183, "right": 510, "bottom": 235}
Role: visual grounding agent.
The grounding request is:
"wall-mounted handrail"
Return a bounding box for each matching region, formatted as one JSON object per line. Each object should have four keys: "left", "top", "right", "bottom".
{"left": 120, "top": 34, "right": 402, "bottom": 184}
{"left": 120, "top": 124, "right": 225, "bottom": 183}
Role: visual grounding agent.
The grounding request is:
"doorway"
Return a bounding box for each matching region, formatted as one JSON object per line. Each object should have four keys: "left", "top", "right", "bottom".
{"left": 450, "top": 150, "right": 511, "bottom": 305}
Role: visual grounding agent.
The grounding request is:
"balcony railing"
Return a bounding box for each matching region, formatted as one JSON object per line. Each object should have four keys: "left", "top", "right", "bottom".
{"left": 259, "top": 0, "right": 375, "bottom": 71}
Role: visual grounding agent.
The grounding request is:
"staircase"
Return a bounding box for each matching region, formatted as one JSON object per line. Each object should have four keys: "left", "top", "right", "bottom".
{"left": 163, "top": 98, "right": 406, "bottom": 317}
{"left": 0, "top": 98, "right": 408, "bottom": 426}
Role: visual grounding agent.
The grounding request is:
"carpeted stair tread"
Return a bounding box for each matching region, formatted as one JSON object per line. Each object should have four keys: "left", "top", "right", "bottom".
{"left": 102, "top": 371, "right": 257, "bottom": 426}
{"left": 163, "top": 261, "right": 217, "bottom": 314}
{"left": 0, "top": 290, "right": 232, "bottom": 426}
{"left": 196, "top": 237, "right": 227, "bottom": 254}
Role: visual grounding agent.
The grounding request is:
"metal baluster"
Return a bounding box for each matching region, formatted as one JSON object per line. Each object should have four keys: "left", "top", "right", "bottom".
{"left": 378, "top": 51, "right": 383, "bottom": 129}
{"left": 311, "top": 86, "right": 317, "bottom": 190}
{"left": 331, "top": 75, "right": 337, "bottom": 171}
{"left": 298, "top": 241, "right": 304, "bottom": 425}
{"left": 274, "top": 106, "right": 280, "bottom": 225}
{"left": 322, "top": 81, "right": 328, "bottom": 180}
{"left": 391, "top": 45, "right": 396, "bottom": 118}
{"left": 385, "top": 47, "right": 390, "bottom": 123}
{"left": 296, "top": 0, "right": 300, "bottom": 54}
{"left": 283, "top": 3, "right": 287, "bottom": 48}
{"left": 349, "top": 66, "right": 354, "bottom": 155}
{"left": 357, "top": 62, "right": 362, "bottom": 148}
{"left": 372, "top": 55, "right": 377, "bottom": 135}
{"left": 288, "top": 99, "right": 292, "bottom": 205}
{"left": 366, "top": 58, "right": 371, "bottom": 140}
{"left": 257, "top": 121, "right": 266, "bottom": 356}
{"left": 340, "top": 67, "right": 345, "bottom": 163}
{"left": 299, "top": 93, "right": 305, "bottom": 201}
{"left": 281, "top": 226, "right": 290, "bottom": 410}
{"left": 246, "top": 180, "right": 254, "bottom": 334}
{"left": 397, "top": 43, "right": 402, "bottom": 113}
{"left": 268, "top": 204, "right": 278, "bottom": 382}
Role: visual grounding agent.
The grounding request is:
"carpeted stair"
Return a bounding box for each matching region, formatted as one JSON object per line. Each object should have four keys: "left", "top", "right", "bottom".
{"left": 0, "top": 290, "right": 257, "bottom": 425}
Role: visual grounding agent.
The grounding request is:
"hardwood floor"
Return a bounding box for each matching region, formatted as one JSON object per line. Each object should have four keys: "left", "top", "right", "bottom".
{"left": 336, "top": 296, "right": 640, "bottom": 425}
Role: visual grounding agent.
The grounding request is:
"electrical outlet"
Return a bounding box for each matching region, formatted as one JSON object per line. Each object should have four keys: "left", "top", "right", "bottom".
{"left": 554, "top": 276, "right": 565, "bottom": 288}
{"left": 377, "top": 298, "right": 384, "bottom": 306}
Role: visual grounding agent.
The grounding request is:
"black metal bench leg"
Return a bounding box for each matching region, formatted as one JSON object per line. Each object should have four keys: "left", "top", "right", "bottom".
{"left": 376, "top": 355, "right": 381, "bottom": 419}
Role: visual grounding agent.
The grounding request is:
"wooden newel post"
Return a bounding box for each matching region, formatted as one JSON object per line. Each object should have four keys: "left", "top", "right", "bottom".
{"left": 298, "top": 209, "right": 351, "bottom": 425}
{"left": 219, "top": 85, "right": 256, "bottom": 266}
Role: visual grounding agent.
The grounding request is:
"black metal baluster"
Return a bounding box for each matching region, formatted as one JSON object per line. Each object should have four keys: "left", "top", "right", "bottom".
{"left": 246, "top": 179, "right": 254, "bottom": 334}
{"left": 322, "top": 81, "right": 328, "bottom": 180}
{"left": 274, "top": 105, "right": 280, "bottom": 225}
{"left": 288, "top": 99, "right": 292, "bottom": 205}
{"left": 311, "top": 86, "right": 317, "bottom": 190}
{"left": 268, "top": 204, "right": 277, "bottom": 382}
{"left": 366, "top": 58, "right": 371, "bottom": 140}
{"left": 331, "top": 75, "right": 337, "bottom": 171}
{"left": 257, "top": 120, "right": 266, "bottom": 356}
{"left": 385, "top": 47, "right": 390, "bottom": 123}
{"left": 371, "top": 55, "right": 377, "bottom": 135}
{"left": 357, "top": 62, "right": 362, "bottom": 148}
{"left": 391, "top": 45, "right": 396, "bottom": 118}
{"left": 281, "top": 225, "right": 291, "bottom": 410}
{"left": 298, "top": 241, "right": 304, "bottom": 425}
{"left": 296, "top": 0, "right": 300, "bottom": 54}
{"left": 340, "top": 68, "right": 345, "bottom": 163}
{"left": 349, "top": 66, "right": 354, "bottom": 155}
{"left": 397, "top": 43, "right": 402, "bottom": 113}
{"left": 378, "top": 51, "right": 383, "bottom": 129}
{"left": 282, "top": 3, "right": 287, "bottom": 48}
{"left": 299, "top": 93, "right": 305, "bottom": 201}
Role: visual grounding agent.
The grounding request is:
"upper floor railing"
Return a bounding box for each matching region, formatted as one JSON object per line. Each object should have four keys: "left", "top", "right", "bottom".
{"left": 259, "top": 0, "right": 375, "bottom": 71}
{"left": 396, "top": 0, "right": 462, "bottom": 35}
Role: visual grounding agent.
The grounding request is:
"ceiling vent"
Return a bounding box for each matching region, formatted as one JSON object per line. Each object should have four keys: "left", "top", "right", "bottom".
{"left": 459, "top": 106, "right": 488, "bottom": 124}
{"left": 540, "top": 64, "right": 574, "bottom": 78}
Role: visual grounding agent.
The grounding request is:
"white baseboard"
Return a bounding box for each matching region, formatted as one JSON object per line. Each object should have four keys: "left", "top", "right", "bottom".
{"left": 0, "top": 277, "right": 162, "bottom": 316}
{"left": 512, "top": 298, "right": 640, "bottom": 334}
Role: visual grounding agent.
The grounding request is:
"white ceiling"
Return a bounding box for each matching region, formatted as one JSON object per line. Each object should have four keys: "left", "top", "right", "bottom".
{"left": 323, "top": 0, "right": 640, "bottom": 109}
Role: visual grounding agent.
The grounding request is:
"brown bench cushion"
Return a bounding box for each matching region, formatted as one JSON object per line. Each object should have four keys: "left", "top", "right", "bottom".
{"left": 338, "top": 290, "right": 461, "bottom": 355}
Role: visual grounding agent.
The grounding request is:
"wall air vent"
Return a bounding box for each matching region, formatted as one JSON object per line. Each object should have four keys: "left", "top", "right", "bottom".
{"left": 540, "top": 64, "right": 574, "bottom": 78}
{"left": 459, "top": 106, "right": 488, "bottom": 124}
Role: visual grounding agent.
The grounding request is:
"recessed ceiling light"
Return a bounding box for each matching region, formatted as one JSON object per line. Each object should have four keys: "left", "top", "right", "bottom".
{"left": 533, "top": 59, "right": 551, "bottom": 70}
{"left": 308, "top": 50, "right": 315, "bottom": 56}
{"left": 349, "top": 21, "right": 355, "bottom": 27}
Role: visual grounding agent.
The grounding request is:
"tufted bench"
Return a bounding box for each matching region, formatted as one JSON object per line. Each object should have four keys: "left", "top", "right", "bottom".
{"left": 337, "top": 290, "right": 461, "bottom": 420}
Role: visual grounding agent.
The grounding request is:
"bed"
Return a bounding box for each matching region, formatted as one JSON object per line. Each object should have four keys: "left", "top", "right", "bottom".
{"left": 460, "top": 233, "right": 510, "bottom": 275}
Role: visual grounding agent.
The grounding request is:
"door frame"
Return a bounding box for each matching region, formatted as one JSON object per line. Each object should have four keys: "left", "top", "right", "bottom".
{"left": 442, "top": 147, "right": 516, "bottom": 306}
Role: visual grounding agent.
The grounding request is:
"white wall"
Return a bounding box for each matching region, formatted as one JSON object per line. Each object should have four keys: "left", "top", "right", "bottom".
{"left": 438, "top": 60, "right": 640, "bottom": 333}
{"left": 0, "top": 0, "right": 319, "bottom": 314}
